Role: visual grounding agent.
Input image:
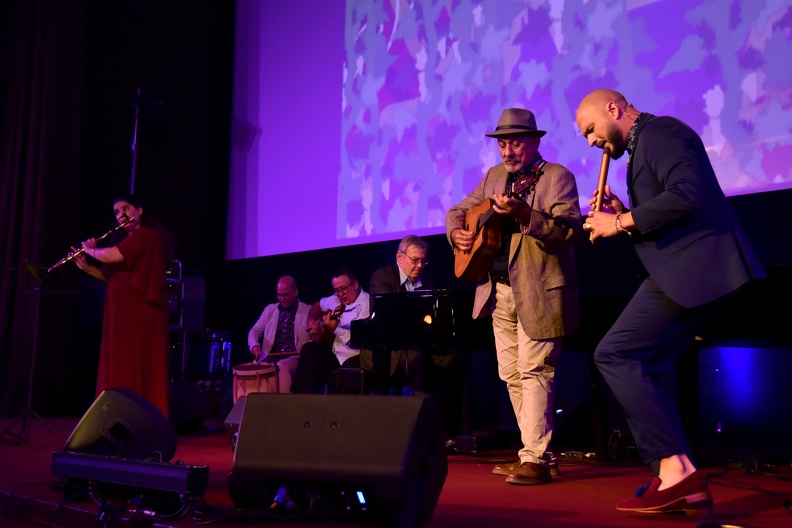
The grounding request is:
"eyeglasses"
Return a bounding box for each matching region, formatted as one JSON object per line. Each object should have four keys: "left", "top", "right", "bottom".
{"left": 333, "top": 285, "right": 351, "bottom": 295}
{"left": 400, "top": 253, "right": 429, "bottom": 266}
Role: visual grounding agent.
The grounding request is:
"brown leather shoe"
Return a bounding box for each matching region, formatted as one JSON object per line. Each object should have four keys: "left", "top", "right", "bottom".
{"left": 492, "top": 460, "right": 517, "bottom": 476}
{"left": 505, "top": 462, "right": 552, "bottom": 485}
{"left": 493, "top": 460, "right": 559, "bottom": 477}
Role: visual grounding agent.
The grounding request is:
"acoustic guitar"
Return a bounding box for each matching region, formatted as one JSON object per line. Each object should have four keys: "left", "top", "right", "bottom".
{"left": 454, "top": 165, "right": 544, "bottom": 281}
{"left": 311, "top": 304, "right": 345, "bottom": 345}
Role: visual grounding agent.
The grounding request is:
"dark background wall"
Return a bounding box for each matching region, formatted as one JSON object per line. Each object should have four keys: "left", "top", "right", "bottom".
{"left": 2, "top": 1, "right": 790, "bottom": 459}
{"left": 77, "top": 0, "right": 232, "bottom": 273}
{"left": 42, "top": 0, "right": 235, "bottom": 415}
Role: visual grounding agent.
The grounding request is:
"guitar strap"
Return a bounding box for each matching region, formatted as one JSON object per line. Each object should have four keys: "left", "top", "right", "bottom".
{"left": 493, "top": 156, "right": 547, "bottom": 277}
{"left": 505, "top": 156, "right": 545, "bottom": 213}
{"left": 506, "top": 155, "right": 545, "bottom": 194}
{"left": 527, "top": 158, "right": 546, "bottom": 209}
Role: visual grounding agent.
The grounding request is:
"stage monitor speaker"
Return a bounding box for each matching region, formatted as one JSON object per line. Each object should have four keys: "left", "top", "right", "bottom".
{"left": 228, "top": 394, "right": 448, "bottom": 528}
{"left": 223, "top": 394, "right": 246, "bottom": 451}
{"left": 64, "top": 387, "right": 178, "bottom": 462}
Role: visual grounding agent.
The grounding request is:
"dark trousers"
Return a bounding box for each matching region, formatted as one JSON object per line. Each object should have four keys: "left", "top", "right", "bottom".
{"left": 362, "top": 347, "right": 436, "bottom": 395}
{"left": 290, "top": 342, "right": 361, "bottom": 394}
{"left": 594, "top": 277, "right": 728, "bottom": 466}
{"left": 390, "top": 348, "right": 432, "bottom": 395}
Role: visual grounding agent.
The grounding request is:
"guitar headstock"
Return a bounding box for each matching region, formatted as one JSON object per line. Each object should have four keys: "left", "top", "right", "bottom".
{"left": 510, "top": 165, "right": 544, "bottom": 198}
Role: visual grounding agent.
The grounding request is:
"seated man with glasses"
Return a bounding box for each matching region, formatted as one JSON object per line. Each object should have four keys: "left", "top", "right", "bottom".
{"left": 290, "top": 268, "right": 370, "bottom": 393}
{"left": 370, "top": 235, "right": 432, "bottom": 293}
{"left": 365, "top": 235, "right": 440, "bottom": 397}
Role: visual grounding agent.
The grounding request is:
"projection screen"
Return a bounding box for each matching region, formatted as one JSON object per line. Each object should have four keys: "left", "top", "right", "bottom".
{"left": 228, "top": 0, "right": 792, "bottom": 259}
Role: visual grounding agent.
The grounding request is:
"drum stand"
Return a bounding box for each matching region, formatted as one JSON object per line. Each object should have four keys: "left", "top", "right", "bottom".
{"left": 1, "top": 288, "right": 65, "bottom": 444}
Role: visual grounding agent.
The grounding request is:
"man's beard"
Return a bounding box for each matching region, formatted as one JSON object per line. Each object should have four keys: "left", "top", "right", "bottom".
{"left": 504, "top": 159, "right": 523, "bottom": 173}
{"left": 605, "top": 121, "right": 628, "bottom": 159}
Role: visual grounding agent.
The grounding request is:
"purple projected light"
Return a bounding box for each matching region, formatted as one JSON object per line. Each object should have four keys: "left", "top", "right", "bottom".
{"left": 228, "top": 0, "right": 792, "bottom": 260}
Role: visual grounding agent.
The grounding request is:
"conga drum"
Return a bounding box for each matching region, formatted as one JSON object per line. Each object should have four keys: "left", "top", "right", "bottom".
{"left": 232, "top": 362, "right": 278, "bottom": 402}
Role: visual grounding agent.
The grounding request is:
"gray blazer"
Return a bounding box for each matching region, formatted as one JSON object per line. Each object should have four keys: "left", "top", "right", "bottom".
{"left": 446, "top": 160, "right": 583, "bottom": 339}
{"left": 248, "top": 301, "right": 312, "bottom": 356}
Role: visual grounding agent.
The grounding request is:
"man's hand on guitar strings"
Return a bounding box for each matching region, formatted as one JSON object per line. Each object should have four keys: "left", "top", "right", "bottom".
{"left": 307, "top": 318, "right": 321, "bottom": 338}
{"left": 493, "top": 193, "right": 529, "bottom": 219}
{"left": 451, "top": 228, "right": 474, "bottom": 252}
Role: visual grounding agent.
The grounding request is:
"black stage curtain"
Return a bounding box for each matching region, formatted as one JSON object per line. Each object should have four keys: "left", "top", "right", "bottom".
{"left": 0, "top": 0, "right": 234, "bottom": 418}
{"left": 0, "top": 0, "right": 84, "bottom": 417}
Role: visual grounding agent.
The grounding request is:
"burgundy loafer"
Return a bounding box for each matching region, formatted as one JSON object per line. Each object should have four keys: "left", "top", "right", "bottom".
{"left": 616, "top": 470, "right": 713, "bottom": 515}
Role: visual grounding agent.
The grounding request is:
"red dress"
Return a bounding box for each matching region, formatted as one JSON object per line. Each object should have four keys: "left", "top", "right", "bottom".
{"left": 95, "top": 226, "right": 170, "bottom": 417}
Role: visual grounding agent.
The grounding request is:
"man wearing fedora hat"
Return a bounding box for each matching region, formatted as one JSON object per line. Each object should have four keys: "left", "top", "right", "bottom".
{"left": 446, "top": 107, "right": 583, "bottom": 485}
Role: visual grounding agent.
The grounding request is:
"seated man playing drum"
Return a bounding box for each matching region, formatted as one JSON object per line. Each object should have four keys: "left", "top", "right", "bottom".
{"left": 246, "top": 275, "right": 312, "bottom": 393}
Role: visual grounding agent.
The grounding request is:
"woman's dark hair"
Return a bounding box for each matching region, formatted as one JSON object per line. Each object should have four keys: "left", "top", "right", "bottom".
{"left": 112, "top": 193, "right": 152, "bottom": 227}
{"left": 108, "top": 193, "right": 176, "bottom": 264}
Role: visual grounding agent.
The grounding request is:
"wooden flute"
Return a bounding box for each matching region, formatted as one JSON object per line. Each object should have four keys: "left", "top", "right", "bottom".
{"left": 594, "top": 147, "right": 611, "bottom": 212}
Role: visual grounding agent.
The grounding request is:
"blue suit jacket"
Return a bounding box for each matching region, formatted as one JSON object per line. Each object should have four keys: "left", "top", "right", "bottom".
{"left": 627, "top": 115, "right": 765, "bottom": 307}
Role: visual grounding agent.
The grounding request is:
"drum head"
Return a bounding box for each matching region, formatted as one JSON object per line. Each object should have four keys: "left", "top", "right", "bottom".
{"left": 233, "top": 362, "right": 275, "bottom": 375}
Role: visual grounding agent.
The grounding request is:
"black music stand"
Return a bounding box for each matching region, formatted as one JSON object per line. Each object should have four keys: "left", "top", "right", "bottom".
{"left": 0, "top": 264, "right": 75, "bottom": 444}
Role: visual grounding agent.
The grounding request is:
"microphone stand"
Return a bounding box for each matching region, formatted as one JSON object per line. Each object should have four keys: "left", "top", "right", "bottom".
{"left": 129, "top": 86, "right": 141, "bottom": 195}
{"left": 1, "top": 280, "right": 74, "bottom": 444}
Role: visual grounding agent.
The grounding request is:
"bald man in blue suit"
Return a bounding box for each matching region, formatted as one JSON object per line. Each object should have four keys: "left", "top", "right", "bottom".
{"left": 576, "top": 89, "right": 766, "bottom": 515}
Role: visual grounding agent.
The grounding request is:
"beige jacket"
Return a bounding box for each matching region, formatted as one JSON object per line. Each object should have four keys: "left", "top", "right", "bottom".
{"left": 446, "top": 160, "right": 583, "bottom": 339}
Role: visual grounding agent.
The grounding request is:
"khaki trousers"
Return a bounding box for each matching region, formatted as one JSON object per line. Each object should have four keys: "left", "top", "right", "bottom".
{"left": 492, "top": 282, "right": 562, "bottom": 464}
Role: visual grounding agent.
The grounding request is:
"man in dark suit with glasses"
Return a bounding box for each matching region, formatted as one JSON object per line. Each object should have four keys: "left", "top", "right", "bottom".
{"left": 366, "top": 235, "right": 436, "bottom": 397}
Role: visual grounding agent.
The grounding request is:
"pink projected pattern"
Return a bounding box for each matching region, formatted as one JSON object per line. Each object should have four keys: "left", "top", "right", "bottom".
{"left": 338, "top": 0, "right": 792, "bottom": 241}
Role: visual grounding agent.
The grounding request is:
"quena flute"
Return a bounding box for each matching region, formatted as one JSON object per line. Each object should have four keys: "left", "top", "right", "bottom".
{"left": 594, "top": 147, "right": 611, "bottom": 212}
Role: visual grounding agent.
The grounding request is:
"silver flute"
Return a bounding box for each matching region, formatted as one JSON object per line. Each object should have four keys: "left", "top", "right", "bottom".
{"left": 47, "top": 216, "right": 135, "bottom": 272}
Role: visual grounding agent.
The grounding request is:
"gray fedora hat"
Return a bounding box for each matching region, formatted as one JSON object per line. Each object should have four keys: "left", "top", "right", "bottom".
{"left": 485, "top": 108, "right": 546, "bottom": 138}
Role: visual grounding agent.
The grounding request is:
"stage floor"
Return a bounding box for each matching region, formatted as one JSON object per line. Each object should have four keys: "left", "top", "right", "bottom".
{"left": 1, "top": 416, "right": 791, "bottom": 528}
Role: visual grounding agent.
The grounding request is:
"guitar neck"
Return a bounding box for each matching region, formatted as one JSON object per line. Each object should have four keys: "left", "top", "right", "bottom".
{"left": 310, "top": 304, "right": 345, "bottom": 344}
{"left": 479, "top": 206, "right": 496, "bottom": 227}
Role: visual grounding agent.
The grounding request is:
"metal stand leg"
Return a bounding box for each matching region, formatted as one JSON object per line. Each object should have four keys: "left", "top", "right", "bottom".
{"left": 0, "top": 287, "right": 65, "bottom": 444}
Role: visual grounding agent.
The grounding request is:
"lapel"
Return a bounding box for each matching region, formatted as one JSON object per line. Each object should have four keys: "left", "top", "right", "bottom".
{"left": 490, "top": 167, "right": 509, "bottom": 196}
{"left": 626, "top": 113, "right": 654, "bottom": 206}
{"left": 490, "top": 164, "right": 520, "bottom": 266}
{"left": 390, "top": 264, "right": 403, "bottom": 291}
